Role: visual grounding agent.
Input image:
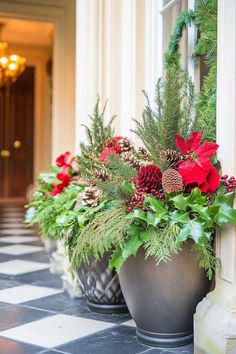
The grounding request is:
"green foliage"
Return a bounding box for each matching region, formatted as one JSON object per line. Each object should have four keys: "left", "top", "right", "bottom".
{"left": 70, "top": 207, "right": 132, "bottom": 269}
{"left": 165, "top": 10, "right": 196, "bottom": 68}
{"left": 195, "top": 0, "right": 217, "bottom": 141}
{"left": 144, "top": 225, "right": 182, "bottom": 264}
{"left": 106, "top": 154, "right": 137, "bottom": 180}
{"left": 80, "top": 97, "right": 115, "bottom": 155}
{"left": 192, "top": 242, "right": 220, "bottom": 279}
{"left": 133, "top": 67, "right": 196, "bottom": 166}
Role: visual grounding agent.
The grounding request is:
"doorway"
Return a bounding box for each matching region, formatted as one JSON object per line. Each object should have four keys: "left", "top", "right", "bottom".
{"left": 0, "top": 66, "right": 34, "bottom": 200}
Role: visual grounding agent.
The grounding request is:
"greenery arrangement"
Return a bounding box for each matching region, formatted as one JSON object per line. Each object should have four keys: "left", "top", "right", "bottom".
{"left": 25, "top": 0, "right": 222, "bottom": 284}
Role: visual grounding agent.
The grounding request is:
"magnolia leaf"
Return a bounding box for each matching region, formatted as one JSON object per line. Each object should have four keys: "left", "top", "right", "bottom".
{"left": 171, "top": 194, "right": 190, "bottom": 211}
{"left": 170, "top": 210, "right": 190, "bottom": 225}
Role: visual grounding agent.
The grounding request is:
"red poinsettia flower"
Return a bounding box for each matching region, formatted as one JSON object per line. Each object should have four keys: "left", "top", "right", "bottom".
{"left": 56, "top": 151, "right": 74, "bottom": 168}
{"left": 175, "top": 131, "right": 220, "bottom": 193}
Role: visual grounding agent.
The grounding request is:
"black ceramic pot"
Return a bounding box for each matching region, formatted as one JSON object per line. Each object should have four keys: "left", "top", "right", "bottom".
{"left": 118, "top": 241, "right": 211, "bottom": 348}
{"left": 77, "top": 253, "right": 127, "bottom": 314}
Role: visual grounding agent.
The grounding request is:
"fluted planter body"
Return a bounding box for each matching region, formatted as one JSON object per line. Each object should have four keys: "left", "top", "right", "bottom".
{"left": 119, "top": 241, "right": 211, "bottom": 347}
{"left": 77, "top": 253, "right": 127, "bottom": 314}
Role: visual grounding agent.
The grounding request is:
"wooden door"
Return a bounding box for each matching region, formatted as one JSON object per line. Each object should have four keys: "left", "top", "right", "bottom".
{"left": 0, "top": 67, "right": 34, "bottom": 199}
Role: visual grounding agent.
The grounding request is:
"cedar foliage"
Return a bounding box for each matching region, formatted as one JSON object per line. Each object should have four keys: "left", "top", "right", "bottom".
{"left": 80, "top": 97, "right": 116, "bottom": 155}
{"left": 133, "top": 67, "right": 195, "bottom": 166}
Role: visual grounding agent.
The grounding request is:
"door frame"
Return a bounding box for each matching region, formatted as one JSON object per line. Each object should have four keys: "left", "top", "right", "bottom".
{"left": 0, "top": 0, "right": 76, "bottom": 180}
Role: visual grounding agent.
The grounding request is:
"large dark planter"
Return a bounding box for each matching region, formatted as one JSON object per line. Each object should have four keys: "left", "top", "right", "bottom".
{"left": 77, "top": 253, "right": 127, "bottom": 314}
{"left": 119, "top": 241, "right": 211, "bottom": 348}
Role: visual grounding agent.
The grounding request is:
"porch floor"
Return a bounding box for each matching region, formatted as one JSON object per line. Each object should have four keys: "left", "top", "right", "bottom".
{"left": 0, "top": 205, "right": 193, "bottom": 354}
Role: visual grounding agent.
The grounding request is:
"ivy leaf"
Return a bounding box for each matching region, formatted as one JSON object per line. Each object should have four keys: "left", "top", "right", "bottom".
{"left": 171, "top": 194, "right": 190, "bottom": 210}
{"left": 170, "top": 210, "right": 190, "bottom": 225}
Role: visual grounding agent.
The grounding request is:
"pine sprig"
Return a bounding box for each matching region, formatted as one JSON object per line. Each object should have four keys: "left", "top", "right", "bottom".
{"left": 192, "top": 241, "right": 220, "bottom": 279}
{"left": 107, "top": 153, "right": 137, "bottom": 180}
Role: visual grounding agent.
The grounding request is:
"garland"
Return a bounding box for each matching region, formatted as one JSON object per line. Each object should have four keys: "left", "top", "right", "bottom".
{"left": 164, "top": 0, "right": 217, "bottom": 141}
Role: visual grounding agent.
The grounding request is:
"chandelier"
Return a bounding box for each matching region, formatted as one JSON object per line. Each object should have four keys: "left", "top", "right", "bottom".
{"left": 0, "top": 25, "right": 26, "bottom": 88}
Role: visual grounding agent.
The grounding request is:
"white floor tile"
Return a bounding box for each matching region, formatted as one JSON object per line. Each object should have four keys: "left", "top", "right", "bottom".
{"left": 0, "top": 314, "right": 114, "bottom": 348}
{"left": 0, "top": 236, "right": 38, "bottom": 243}
{"left": 0, "top": 229, "right": 35, "bottom": 235}
{"left": 122, "top": 319, "right": 136, "bottom": 327}
{"left": 0, "top": 260, "right": 49, "bottom": 275}
{"left": 0, "top": 285, "right": 62, "bottom": 304}
{"left": 0, "top": 245, "right": 43, "bottom": 255}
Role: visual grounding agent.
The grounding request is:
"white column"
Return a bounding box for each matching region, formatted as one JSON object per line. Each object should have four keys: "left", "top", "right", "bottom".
{"left": 194, "top": 1, "right": 236, "bottom": 353}
{"left": 75, "top": 0, "right": 100, "bottom": 152}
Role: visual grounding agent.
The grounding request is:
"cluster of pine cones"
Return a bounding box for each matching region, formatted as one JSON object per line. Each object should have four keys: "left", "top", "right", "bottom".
{"left": 160, "top": 149, "right": 183, "bottom": 193}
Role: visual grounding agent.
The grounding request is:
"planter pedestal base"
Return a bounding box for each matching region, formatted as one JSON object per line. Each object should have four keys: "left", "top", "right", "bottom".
{"left": 87, "top": 301, "right": 128, "bottom": 314}
{"left": 136, "top": 328, "right": 193, "bottom": 348}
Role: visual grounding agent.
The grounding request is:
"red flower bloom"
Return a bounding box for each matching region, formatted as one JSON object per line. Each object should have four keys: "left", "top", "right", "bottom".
{"left": 51, "top": 184, "right": 64, "bottom": 196}
{"left": 56, "top": 172, "right": 70, "bottom": 187}
{"left": 175, "top": 131, "right": 220, "bottom": 193}
{"left": 99, "top": 147, "right": 119, "bottom": 162}
{"left": 137, "top": 165, "right": 162, "bottom": 193}
{"left": 56, "top": 151, "right": 74, "bottom": 168}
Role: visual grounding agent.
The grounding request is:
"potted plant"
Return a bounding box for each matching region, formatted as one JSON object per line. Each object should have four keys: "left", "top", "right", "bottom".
{"left": 69, "top": 65, "right": 236, "bottom": 347}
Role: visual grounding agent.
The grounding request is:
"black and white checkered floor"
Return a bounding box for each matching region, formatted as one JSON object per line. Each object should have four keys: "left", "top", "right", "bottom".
{"left": 0, "top": 205, "right": 193, "bottom": 354}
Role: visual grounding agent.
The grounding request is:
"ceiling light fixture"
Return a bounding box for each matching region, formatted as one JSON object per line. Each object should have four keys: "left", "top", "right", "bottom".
{"left": 0, "top": 23, "right": 26, "bottom": 87}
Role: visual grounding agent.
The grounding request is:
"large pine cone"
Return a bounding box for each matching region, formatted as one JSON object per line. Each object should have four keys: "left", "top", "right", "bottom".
{"left": 79, "top": 186, "right": 102, "bottom": 207}
{"left": 159, "top": 149, "right": 182, "bottom": 166}
{"left": 162, "top": 168, "right": 183, "bottom": 193}
{"left": 121, "top": 152, "right": 141, "bottom": 171}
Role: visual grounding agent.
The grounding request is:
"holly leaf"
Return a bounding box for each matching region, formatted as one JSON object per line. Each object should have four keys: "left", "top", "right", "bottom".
{"left": 171, "top": 194, "right": 190, "bottom": 211}
{"left": 191, "top": 205, "right": 213, "bottom": 226}
{"left": 214, "top": 206, "right": 236, "bottom": 226}
{"left": 122, "top": 235, "right": 143, "bottom": 259}
{"left": 146, "top": 196, "right": 168, "bottom": 213}
{"left": 109, "top": 248, "right": 124, "bottom": 272}
{"left": 214, "top": 192, "right": 235, "bottom": 208}
{"left": 189, "top": 188, "right": 207, "bottom": 205}
{"left": 178, "top": 219, "right": 210, "bottom": 243}
{"left": 169, "top": 210, "right": 190, "bottom": 225}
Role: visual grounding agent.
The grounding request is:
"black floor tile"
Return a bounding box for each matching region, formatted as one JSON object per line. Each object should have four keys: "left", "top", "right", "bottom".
{"left": 63, "top": 297, "right": 131, "bottom": 323}
{"left": 56, "top": 325, "right": 153, "bottom": 354}
{"left": 0, "top": 304, "right": 52, "bottom": 331}
{"left": 18, "top": 252, "right": 50, "bottom": 263}
{"left": 0, "top": 278, "right": 21, "bottom": 290}
{"left": 23, "top": 292, "right": 80, "bottom": 313}
{"left": 0, "top": 337, "right": 44, "bottom": 354}
{"left": 14, "top": 269, "right": 63, "bottom": 289}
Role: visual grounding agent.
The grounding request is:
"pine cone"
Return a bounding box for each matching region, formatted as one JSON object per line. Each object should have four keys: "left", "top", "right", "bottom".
{"left": 138, "top": 147, "right": 152, "bottom": 161}
{"left": 159, "top": 149, "right": 182, "bottom": 165}
{"left": 79, "top": 186, "right": 102, "bottom": 207}
{"left": 162, "top": 169, "right": 183, "bottom": 193}
{"left": 119, "top": 137, "right": 134, "bottom": 152}
{"left": 94, "top": 170, "right": 110, "bottom": 181}
{"left": 71, "top": 160, "right": 80, "bottom": 174}
{"left": 121, "top": 152, "right": 141, "bottom": 171}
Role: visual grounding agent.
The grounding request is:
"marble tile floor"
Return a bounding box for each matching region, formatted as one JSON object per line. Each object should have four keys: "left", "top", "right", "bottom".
{"left": 0, "top": 205, "right": 193, "bottom": 354}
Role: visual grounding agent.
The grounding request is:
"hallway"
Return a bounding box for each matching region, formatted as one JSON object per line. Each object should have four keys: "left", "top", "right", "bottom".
{"left": 0, "top": 205, "right": 193, "bottom": 354}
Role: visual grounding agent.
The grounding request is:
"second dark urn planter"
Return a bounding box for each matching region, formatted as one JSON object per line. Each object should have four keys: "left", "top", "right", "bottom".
{"left": 118, "top": 241, "right": 211, "bottom": 347}
{"left": 77, "top": 253, "right": 127, "bottom": 314}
